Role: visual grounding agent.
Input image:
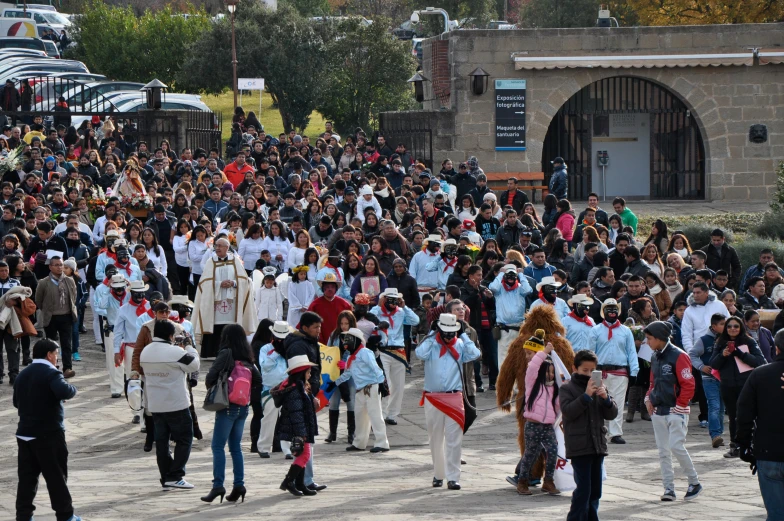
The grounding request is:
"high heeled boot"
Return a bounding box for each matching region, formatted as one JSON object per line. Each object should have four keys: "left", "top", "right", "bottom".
{"left": 325, "top": 410, "right": 339, "bottom": 443}
{"left": 226, "top": 485, "right": 246, "bottom": 503}
{"left": 346, "top": 410, "right": 356, "bottom": 445}
{"left": 280, "top": 465, "right": 303, "bottom": 497}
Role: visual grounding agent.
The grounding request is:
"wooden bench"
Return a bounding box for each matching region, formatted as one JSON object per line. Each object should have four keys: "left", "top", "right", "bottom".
{"left": 485, "top": 172, "right": 549, "bottom": 203}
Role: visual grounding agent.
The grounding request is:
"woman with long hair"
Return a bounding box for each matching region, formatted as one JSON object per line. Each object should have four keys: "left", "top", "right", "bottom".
{"left": 709, "top": 316, "right": 766, "bottom": 458}
{"left": 262, "top": 220, "right": 291, "bottom": 270}
{"left": 457, "top": 194, "right": 478, "bottom": 222}
{"left": 641, "top": 243, "right": 664, "bottom": 277}
{"left": 324, "top": 310, "right": 358, "bottom": 444}
{"left": 609, "top": 280, "right": 628, "bottom": 301}
{"left": 142, "top": 227, "right": 167, "bottom": 276}
{"left": 542, "top": 194, "right": 558, "bottom": 227}
{"left": 573, "top": 225, "right": 608, "bottom": 264}
{"left": 304, "top": 199, "right": 323, "bottom": 230}
{"left": 608, "top": 214, "right": 623, "bottom": 244}
{"left": 172, "top": 219, "right": 192, "bottom": 296}
{"left": 662, "top": 267, "right": 683, "bottom": 304}
{"left": 744, "top": 309, "right": 775, "bottom": 363}
{"left": 343, "top": 252, "right": 363, "bottom": 289}
{"left": 644, "top": 271, "right": 672, "bottom": 320}
{"left": 349, "top": 255, "right": 387, "bottom": 303}
{"left": 547, "top": 238, "right": 575, "bottom": 274}
{"left": 446, "top": 255, "right": 472, "bottom": 288}
{"left": 523, "top": 202, "right": 543, "bottom": 226}
{"left": 476, "top": 238, "right": 499, "bottom": 266}
{"left": 368, "top": 236, "right": 399, "bottom": 276}
{"left": 667, "top": 233, "right": 693, "bottom": 262}
{"left": 303, "top": 247, "right": 320, "bottom": 286}
{"left": 479, "top": 250, "right": 499, "bottom": 278}
{"left": 645, "top": 219, "right": 669, "bottom": 255}
{"left": 551, "top": 199, "right": 575, "bottom": 243}
{"left": 287, "top": 230, "right": 312, "bottom": 272}
{"left": 125, "top": 221, "right": 144, "bottom": 249}
{"left": 202, "top": 324, "right": 262, "bottom": 504}
{"left": 172, "top": 193, "right": 190, "bottom": 219}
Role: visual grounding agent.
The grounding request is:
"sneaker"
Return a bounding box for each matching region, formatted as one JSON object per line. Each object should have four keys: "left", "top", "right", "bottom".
{"left": 72, "top": 353, "right": 81, "bottom": 362}
{"left": 684, "top": 483, "right": 703, "bottom": 500}
{"left": 111, "top": 393, "right": 122, "bottom": 399}
{"left": 369, "top": 447, "right": 389, "bottom": 453}
{"left": 661, "top": 489, "right": 676, "bottom": 501}
{"left": 699, "top": 420, "right": 708, "bottom": 428}
{"left": 164, "top": 479, "right": 194, "bottom": 489}
{"left": 384, "top": 418, "right": 398, "bottom": 425}
{"left": 488, "top": 384, "right": 496, "bottom": 391}
{"left": 476, "top": 386, "right": 485, "bottom": 393}
{"left": 285, "top": 454, "right": 294, "bottom": 460}
{"left": 132, "top": 415, "right": 141, "bottom": 424}
{"left": 610, "top": 436, "right": 626, "bottom": 444}
{"left": 724, "top": 447, "right": 740, "bottom": 458}
{"left": 712, "top": 436, "right": 724, "bottom": 448}
{"left": 505, "top": 475, "right": 519, "bottom": 487}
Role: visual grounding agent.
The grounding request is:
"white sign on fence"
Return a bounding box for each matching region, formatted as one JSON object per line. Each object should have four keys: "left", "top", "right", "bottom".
{"left": 238, "top": 78, "right": 265, "bottom": 90}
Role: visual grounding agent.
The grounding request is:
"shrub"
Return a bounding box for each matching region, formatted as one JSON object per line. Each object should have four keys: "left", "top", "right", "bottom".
{"left": 673, "top": 223, "right": 734, "bottom": 250}
{"left": 752, "top": 212, "right": 784, "bottom": 241}
{"left": 734, "top": 238, "right": 784, "bottom": 278}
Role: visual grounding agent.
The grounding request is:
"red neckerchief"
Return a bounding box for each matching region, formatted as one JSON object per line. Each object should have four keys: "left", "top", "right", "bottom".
{"left": 442, "top": 257, "right": 458, "bottom": 273}
{"left": 110, "top": 289, "right": 125, "bottom": 304}
{"left": 568, "top": 311, "right": 594, "bottom": 326}
{"left": 115, "top": 261, "right": 132, "bottom": 276}
{"left": 102, "top": 278, "right": 111, "bottom": 286}
{"left": 502, "top": 277, "right": 520, "bottom": 291}
{"left": 170, "top": 313, "right": 184, "bottom": 323}
{"left": 437, "top": 332, "right": 459, "bottom": 359}
{"left": 129, "top": 298, "right": 149, "bottom": 317}
{"left": 380, "top": 305, "right": 397, "bottom": 328}
{"left": 106, "top": 250, "right": 117, "bottom": 262}
{"left": 347, "top": 346, "right": 365, "bottom": 369}
{"left": 325, "top": 263, "right": 342, "bottom": 282}
{"left": 267, "top": 348, "right": 275, "bottom": 356}
{"left": 602, "top": 320, "right": 620, "bottom": 340}
{"left": 538, "top": 290, "right": 554, "bottom": 306}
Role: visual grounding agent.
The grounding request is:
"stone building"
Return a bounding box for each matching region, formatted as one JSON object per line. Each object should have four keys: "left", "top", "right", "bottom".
{"left": 379, "top": 23, "right": 784, "bottom": 201}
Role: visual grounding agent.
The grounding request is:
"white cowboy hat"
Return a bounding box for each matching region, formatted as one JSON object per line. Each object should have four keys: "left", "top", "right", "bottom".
{"left": 270, "top": 320, "right": 293, "bottom": 339}
{"left": 437, "top": 313, "right": 462, "bottom": 332}
{"left": 600, "top": 298, "right": 619, "bottom": 319}
{"left": 168, "top": 295, "right": 194, "bottom": 308}
{"left": 359, "top": 185, "right": 373, "bottom": 196}
{"left": 341, "top": 327, "right": 365, "bottom": 344}
{"left": 568, "top": 293, "right": 594, "bottom": 306}
{"left": 286, "top": 354, "right": 318, "bottom": 373}
{"left": 379, "top": 288, "right": 402, "bottom": 300}
{"left": 425, "top": 234, "right": 442, "bottom": 244}
{"left": 536, "top": 276, "right": 561, "bottom": 291}
{"left": 105, "top": 230, "right": 120, "bottom": 239}
{"left": 113, "top": 239, "right": 128, "bottom": 249}
{"left": 501, "top": 264, "right": 517, "bottom": 273}
{"left": 128, "top": 280, "right": 149, "bottom": 292}
{"left": 443, "top": 238, "right": 457, "bottom": 246}
{"left": 110, "top": 274, "right": 128, "bottom": 289}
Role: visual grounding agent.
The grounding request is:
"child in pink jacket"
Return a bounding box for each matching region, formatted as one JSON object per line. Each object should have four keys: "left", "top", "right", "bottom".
{"left": 516, "top": 341, "right": 561, "bottom": 495}
{"left": 554, "top": 199, "right": 576, "bottom": 242}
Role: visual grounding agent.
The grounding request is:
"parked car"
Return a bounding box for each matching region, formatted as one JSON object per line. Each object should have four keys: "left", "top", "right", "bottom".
{"left": 0, "top": 36, "right": 45, "bottom": 51}
{"left": 41, "top": 38, "right": 59, "bottom": 58}
{"left": 60, "top": 81, "right": 145, "bottom": 112}
{"left": 1, "top": 8, "right": 71, "bottom": 36}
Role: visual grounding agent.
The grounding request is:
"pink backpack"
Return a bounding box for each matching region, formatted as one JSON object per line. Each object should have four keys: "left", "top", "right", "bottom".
{"left": 228, "top": 361, "right": 252, "bottom": 406}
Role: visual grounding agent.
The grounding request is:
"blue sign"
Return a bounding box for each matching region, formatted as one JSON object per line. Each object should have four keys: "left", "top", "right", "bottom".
{"left": 495, "top": 79, "right": 526, "bottom": 151}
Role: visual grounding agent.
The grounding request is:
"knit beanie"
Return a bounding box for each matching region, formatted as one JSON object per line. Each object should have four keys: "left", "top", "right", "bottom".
{"left": 524, "top": 329, "right": 546, "bottom": 352}
{"left": 643, "top": 321, "right": 673, "bottom": 342}
{"left": 63, "top": 257, "right": 78, "bottom": 273}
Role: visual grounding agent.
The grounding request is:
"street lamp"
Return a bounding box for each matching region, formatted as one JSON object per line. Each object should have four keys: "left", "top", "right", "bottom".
{"left": 468, "top": 67, "right": 490, "bottom": 96}
{"left": 407, "top": 72, "right": 428, "bottom": 103}
{"left": 226, "top": 0, "right": 238, "bottom": 109}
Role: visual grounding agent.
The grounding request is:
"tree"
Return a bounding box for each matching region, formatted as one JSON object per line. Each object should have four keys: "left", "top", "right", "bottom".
{"left": 284, "top": 0, "right": 332, "bottom": 16}
{"left": 67, "top": 0, "right": 210, "bottom": 87}
{"left": 628, "top": 0, "right": 784, "bottom": 25}
{"left": 315, "top": 18, "right": 416, "bottom": 135}
{"left": 179, "top": 2, "right": 329, "bottom": 132}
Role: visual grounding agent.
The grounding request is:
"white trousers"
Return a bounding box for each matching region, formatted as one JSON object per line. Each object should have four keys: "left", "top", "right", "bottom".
{"left": 498, "top": 326, "right": 520, "bottom": 369}
{"left": 353, "top": 385, "right": 389, "bottom": 450}
{"left": 381, "top": 353, "right": 406, "bottom": 421}
{"left": 652, "top": 413, "right": 700, "bottom": 491}
{"left": 425, "top": 400, "right": 462, "bottom": 482}
{"left": 91, "top": 288, "right": 102, "bottom": 344}
{"left": 104, "top": 331, "right": 124, "bottom": 395}
{"left": 259, "top": 394, "right": 291, "bottom": 455}
{"left": 602, "top": 374, "right": 629, "bottom": 437}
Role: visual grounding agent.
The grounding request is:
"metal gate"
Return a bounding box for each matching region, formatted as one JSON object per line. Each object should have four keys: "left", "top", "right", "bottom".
{"left": 185, "top": 110, "right": 223, "bottom": 156}
{"left": 542, "top": 76, "right": 705, "bottom": 200}
{"left": 378, "top": 112, "right": 433, "bottom": 170}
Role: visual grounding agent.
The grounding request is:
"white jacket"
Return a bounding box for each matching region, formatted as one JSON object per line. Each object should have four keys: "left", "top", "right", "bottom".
{"left": 356, "top": 196, "right": 382, "bottom": 223}
{"left": 255, "top": 285, "right": 283, "bottom": 321}
{"left": 238, "top": 236, "right": 265, "bottom": 270}
{"left": 173, "top": 235, "right": 189, "bottom": 267}
{"left": 681, "top": 292, "right": 730, "bottom": 352}
{"left": 139, "top": 339, "right": 200, "bottom": 413}
{"left": 771, "top": 284, "right": 784, "bottom": 306}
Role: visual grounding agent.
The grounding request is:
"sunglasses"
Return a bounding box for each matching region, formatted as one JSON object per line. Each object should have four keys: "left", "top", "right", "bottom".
{"left": 726, "top": 324, "right": 741, "bottom": 329}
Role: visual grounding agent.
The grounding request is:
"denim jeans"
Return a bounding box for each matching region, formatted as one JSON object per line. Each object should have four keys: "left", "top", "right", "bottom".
{"left": 758, "top": 460, "right": 784, "bottom": 521}
{"left": 567, "top": 454, "right": 604, "bottom": 521}
{"left": 71, "top": 319, "right": 80, "bottom": 354}
{"left": 328, "top": 376, "right": 356, "bottom": 411}
{"left": 152, "top": 409, "right": 193, "bottom": 484}
{"left": 702, "top": 375, "right": 725, "bottom": 439}
{"left": 303, "top": 444, "right": 315, "bottom": 485}
{"left": 211, "top": 404, "right": 249, "bottom": 488}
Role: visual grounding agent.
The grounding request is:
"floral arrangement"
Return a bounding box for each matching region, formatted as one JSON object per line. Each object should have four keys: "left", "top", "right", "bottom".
{"left": 463, "top": 243, "right": 481, "bottom": 263}
{"left": 120, "top": 193, "right": 154, "bottom": 210}
{"left": 227, "top": 232, "right": 238, "bottom": 249}
{"left": 0, "top": 145, "right": 25, "bottom": 176}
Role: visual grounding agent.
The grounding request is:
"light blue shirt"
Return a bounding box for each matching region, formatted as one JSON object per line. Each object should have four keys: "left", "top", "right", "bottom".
{"left": 416, "top": 332, "right": 481, "bottom": 392}
{"left": 409, "top": 250, "right": 441, "bottom": 289}
{"left": 369, "top": 304, "right": 419, "bottom": 347}
{"left": 588, "top": 322, "right": 639, "bottom": 376}
{"left": 259, "top": 344, "right": 288, "bottom": 390}
{"left": 335, "top": 347, "right": 384, "bottom": 389}
{"left": 426, "top": 257, "right": 456, "bottom": 290}
{"left": 315, "top": 266, "right": 350, "bottom": 299}
{"left": 488, "top": 272, "right": 533, "bottom": 325}
{"left": 94, "top": 285, "right": 130, "bottom": 326}
{"left": 562, "top": 314, "right": 594, "bottom": 351}
{"left": 530, "top": 297, "right": 570, "bottom": 320}
{"left": 95, "top": 252, "right": 140, "bottom": 280}
{"left": 113, "top": 302, "right": 151, "bottom": 354}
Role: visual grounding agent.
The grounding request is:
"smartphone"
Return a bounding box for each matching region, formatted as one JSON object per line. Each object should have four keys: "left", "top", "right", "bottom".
{"left": 591, "top": 370, "right": 603, "bottom": 388}
{"left": 727, "top": 341, "right": 736, "bottom": 353}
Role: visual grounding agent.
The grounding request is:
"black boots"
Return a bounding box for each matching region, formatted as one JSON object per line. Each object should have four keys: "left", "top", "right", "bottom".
{"left": 143, "top": 415, "right": 155, "bottom": 452}
{"left": 295, "top": 468, "right": 317, "bottom": 496}
{"left": 325, "top": 410, "right": 339, "bottom": 443}
{"left": 226, "top": 485, "right": 246, "bottom": 502}
{"left": 346, "top": 411, "right": 356, "bottom": 445}
{"left": 281, "top": 465, "right": 303, "bottom": 497}
{"left": 626, "top": 386, "right": 650, "bottom": 422}
{"left": 200, "top": 487, "right": 226, "bottom": 503}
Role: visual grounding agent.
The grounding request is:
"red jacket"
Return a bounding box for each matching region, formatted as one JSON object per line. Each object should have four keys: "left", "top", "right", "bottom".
{"left": 223, "top": 161, "right": 255, "bottom": 189}
{"left": 646, "top": 343, "right": 695, "bottom": 415}
{"left": 307, "top": 295, "right": 352, "bottom": 345}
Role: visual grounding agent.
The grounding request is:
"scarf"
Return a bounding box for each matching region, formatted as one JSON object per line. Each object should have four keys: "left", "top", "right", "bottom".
{"left": 375, "top": 187, "right": 390, "bottom": 198}
{"left": 568, "top": 311, "right": 594, "bottom": 326}
{"left": 501, "top": 277, "right": 519, "bottom": 291}
{"left": 129, "top": 298, "right": 150, "bottom": 317}
{"left": 437, "top": 332, "right": 459, "bottom": 359}
{"left": 50, "top": 273, "right": 68, "bottom": 308}
{"left": 602, "top": 320, "right": 620, "bottom": 340}
{"left": 380, "top": 305, "right": 397, "bottom": 328}
{"left": 346, "top": 346, "right": 365, "bottom": 369}
{"left": 394, "top": 207, "right": 406, "bottom": 223}
{"left": 105, "top": 250, "right": 117, "bottom": 262}
{"left": 539, "top": 290, "right": 556, "bottom": 305}
{"left": 115, "top": 260, "right": 132, "bottom": 276}
{"left": 442, "top": 257, "right": 458, "bottom": 273}
{"left": 649, "top": 285, "right": 662, "bottom": 296}
{"left": 111, "top": 289, "right": 125, "bottom": 305}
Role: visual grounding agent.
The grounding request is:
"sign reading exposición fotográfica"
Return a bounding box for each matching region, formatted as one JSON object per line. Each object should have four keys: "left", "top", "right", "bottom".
{"left": 495, "top": 79, "right": 526, "bottom": 151}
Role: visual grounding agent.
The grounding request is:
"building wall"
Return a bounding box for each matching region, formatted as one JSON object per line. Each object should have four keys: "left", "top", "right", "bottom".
{"left": 416, "top": 23, "right": 784, "bottom": 200}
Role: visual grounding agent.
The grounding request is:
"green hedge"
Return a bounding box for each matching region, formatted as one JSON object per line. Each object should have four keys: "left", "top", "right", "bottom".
{"left": 673, "top": 223, "right": 735, "bottom": 250}
{"left": 753, "top": 212, "right": 784, "bottom": 241}
{"left": 734, "top": 238, "right": 784, "bottom": 278}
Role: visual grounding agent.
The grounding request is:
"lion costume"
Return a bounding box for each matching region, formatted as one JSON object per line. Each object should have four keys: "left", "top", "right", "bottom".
{"left": 496, "top": 305, "right": 575, "bottom": 480}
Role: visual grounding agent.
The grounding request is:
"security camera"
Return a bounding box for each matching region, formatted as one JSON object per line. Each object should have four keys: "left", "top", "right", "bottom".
{"left": 410, "top": 11, "right": 420, "bottom": 24}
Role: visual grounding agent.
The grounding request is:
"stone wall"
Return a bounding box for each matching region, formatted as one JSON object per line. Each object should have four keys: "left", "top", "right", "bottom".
{"left": 412, "top": 23, "right": 784, "bottom": 200}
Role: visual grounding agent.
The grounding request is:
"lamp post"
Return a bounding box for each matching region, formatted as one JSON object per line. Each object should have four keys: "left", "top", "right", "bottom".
{"left": 226, "top": 0, "right": 238, "bottom": 109}
{"left": 407, "top": 73, "right": 428, "bottom": 103}
{"left": 468, "top": 67, "right": 490, "bottom": 96}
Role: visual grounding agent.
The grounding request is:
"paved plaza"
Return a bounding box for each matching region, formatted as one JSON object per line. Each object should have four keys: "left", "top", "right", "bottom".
{"left": 0, "top": 318, "right": 769, "bottom": 521}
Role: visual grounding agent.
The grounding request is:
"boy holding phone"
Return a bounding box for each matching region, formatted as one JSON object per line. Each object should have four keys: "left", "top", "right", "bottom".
{"left": 560, "top": 350, "right": 618, "bottom": 521}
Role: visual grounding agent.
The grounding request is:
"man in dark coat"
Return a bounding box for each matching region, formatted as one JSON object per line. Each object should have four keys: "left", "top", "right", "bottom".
{"left": 1, "top": 80, "right": 20, "bottom": 113}
{"left": 497, "top": 177, "right": 529, "bottom": 214}
{"left": 448, "top": 163, "right": 477, "bottom": 201}
{"left": 700, "top": 229, "right": 742, "bottom": 289}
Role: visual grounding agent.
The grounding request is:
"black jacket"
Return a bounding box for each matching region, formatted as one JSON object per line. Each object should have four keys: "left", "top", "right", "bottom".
{"left": 468, "top": 185, "right": 492, "bottom": 207}
{"left": 495, "top": 220, "right": 525, "bottom": 253}
{"left": 608, "top": 249, "right": 627, "bottom": 280}
{"left": 272, "top": 379, "right": 318, "bottom": 443}
{"left": 284, "top": 331, "right": 322, "bottom": 395}
{"left": 560, "top": 373, "right": 618, "bottom": 459}
{"left": 23, "top": 234, "right": 68, "bottom": 280}
{"left": 736, "top": 352, "right": 784, "bottom": 461}
{"left": 386, "top": 270, "right": 420, "bottom": 309}
{"left": 460, "top": 281, "right": 495, "bottom": 333}
{"left": 570, "top": 257, "right": 593, "bottom": 286}
{"left": 700, "top": 242, "right": 742, "bottom": 289}
{"left": 474, "top": 214, "right": 501, "bottom": 241}
{"left": 709, "top": 337, "right": 766, "bottom": 388}
{"left": 737, "top": 291, "right": 778, "bottom": 312}
{"left": 497, "top": 189, "right": 529, "bottom": 214}
{"left": 13, "top": 361, "right": 77, "bottom": 437}
{"left": 449, "top": 172, "right": 477, "bottom": 200}
{"left": 205, "top": 348, "right": 262, "bottom": 391}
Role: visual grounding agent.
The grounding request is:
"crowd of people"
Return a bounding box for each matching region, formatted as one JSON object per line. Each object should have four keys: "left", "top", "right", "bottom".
{"left": 3, "top": 107, "right": 782, "bottom": 521}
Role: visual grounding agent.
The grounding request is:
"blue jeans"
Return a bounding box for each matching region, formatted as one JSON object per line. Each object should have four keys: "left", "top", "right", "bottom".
{"left": 758, "top": 460, "right": 784, "bottom": 521}
{"left": 211, "top": 404, "right": 249, "bottom": 488}
{"left": 567, "top": 454, "right": 604, "bottom": 521}
{"left": 303, "top": 444, "right": 314, "bottom": 485}
{"left": 71, "top": 319, "right": 80, "bottom": 353}
{"left": 328, "top": 376, "right": 356, "bottom": 411}
{"left": 702, "top": 375, "right": 724, "bottom": 439}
